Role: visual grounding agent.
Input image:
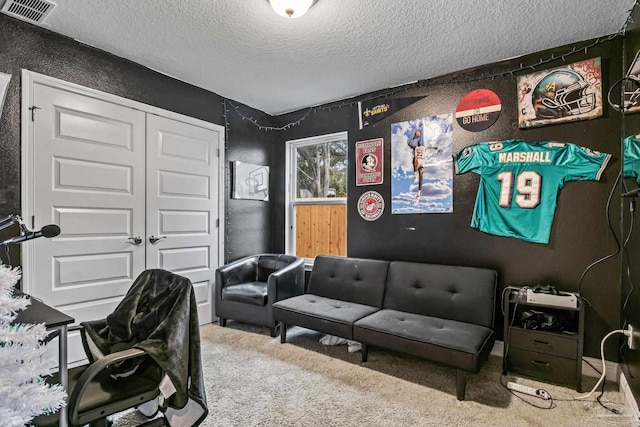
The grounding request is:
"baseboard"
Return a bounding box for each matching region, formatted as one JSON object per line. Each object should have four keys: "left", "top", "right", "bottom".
{"left": 620, "top": 371, "right": 640, "bottom": 426}
{"left": 491, "top": 340, "right": 619, "bottom": 383}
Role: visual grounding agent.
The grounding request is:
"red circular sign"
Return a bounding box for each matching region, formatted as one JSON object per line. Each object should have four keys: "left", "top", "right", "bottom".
{"left": 357, "top": 191, "right": 384, "bottom": 221}
{"left": 455, "top": 89, "right": 501, "bottom": 132}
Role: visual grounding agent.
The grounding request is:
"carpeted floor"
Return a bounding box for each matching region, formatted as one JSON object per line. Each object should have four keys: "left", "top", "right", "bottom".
{"left": 112, "top": 322, "right": 635, "bottom": 427}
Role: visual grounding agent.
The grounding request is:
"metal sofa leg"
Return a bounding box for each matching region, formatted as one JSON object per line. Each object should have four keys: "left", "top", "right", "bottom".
{"left": 361, "top": 343, "right": 368, "bottom": 362}
{"left": 219, "top": 317, "right": 226, "bottom": 327}
{"left": 269, "top": 325, "right": 277, "bottom": 337}
{"left": 280, "top": 323, "right": 287, "bottom": 343}
{"left": 456, "top": 369, "right": 467, "bottom": 401}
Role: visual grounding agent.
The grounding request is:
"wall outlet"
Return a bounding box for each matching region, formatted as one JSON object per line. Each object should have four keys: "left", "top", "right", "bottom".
{"left": 628, "top": 325, "right": 640, "bottom": 350}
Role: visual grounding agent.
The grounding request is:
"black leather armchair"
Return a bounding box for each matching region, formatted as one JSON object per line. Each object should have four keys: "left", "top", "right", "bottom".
{"left": 215, "top": 253, "right": 305, "bottom": 336}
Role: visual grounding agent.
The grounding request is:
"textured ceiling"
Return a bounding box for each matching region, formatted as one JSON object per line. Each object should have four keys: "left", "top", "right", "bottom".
{"left": 16, "top": 0, "right": 638, "bottom": 115}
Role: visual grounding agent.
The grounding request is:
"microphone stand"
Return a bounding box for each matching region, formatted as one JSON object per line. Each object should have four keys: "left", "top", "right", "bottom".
{"left": 0, "top": 214, "right": 22, "bottom": 232}
{"left": 0, "top": 214, "right": 24, "bottom": 269}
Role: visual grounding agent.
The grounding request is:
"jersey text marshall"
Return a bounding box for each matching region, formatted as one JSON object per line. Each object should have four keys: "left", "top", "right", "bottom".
{"left": 498, "top": 151, "right": 551, "bottom": 163}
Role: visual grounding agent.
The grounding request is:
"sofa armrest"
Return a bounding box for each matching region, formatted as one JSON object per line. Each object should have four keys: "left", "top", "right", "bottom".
{"left": 268, "top": 257, "right": 305, "bottom": 303}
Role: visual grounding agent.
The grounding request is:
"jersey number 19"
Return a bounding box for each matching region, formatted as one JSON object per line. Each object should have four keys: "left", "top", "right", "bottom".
{"left": 497, "top": 171, "right": 541, "bottom": 209}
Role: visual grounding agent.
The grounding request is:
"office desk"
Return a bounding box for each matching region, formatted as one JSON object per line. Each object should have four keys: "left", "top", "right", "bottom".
{"left": 14, "top": 293, "right": 75, "bottom": 427}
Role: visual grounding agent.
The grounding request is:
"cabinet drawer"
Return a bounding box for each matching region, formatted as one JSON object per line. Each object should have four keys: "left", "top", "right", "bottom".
{"left": 507, "top": 348, "right": 577, "bottom": 384}
{"left": 508, "top": 328, "right": 577, "bottom": 358}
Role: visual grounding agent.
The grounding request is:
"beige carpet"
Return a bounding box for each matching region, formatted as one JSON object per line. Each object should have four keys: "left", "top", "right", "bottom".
{"left": 112, "top": 322, "right": 634, "bottom": 427}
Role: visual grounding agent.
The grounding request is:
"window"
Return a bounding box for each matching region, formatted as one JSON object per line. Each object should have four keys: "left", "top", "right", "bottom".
{"left": 286, "top": 132, "right": 348, "bottom": 263}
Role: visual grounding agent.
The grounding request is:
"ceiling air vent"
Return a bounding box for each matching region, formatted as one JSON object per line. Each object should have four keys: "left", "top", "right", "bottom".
{"left": 1, "top": 0, "right": 56, "bottom": 24}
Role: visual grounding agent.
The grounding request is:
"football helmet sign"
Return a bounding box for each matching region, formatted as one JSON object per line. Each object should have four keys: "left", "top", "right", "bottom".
{"left": 532, "top": 70, "right": 596, "bottom": 118}
{"left": 518, "top": 58, "right": 602, "bottom": 128}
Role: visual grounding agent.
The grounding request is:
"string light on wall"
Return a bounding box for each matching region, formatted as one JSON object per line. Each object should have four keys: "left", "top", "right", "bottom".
{"left": 230, "top": 2, "right": 637, "bottom": 131}
{"left": 268, "top": 0, "right": 317, "bottom": 18}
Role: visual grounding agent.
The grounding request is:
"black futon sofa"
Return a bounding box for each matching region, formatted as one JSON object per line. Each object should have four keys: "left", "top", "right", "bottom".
{"left": 272, "top": 255, "right": 498, "bottom": 400}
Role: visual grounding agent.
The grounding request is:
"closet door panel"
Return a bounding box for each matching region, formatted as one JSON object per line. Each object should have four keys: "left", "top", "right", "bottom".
{"left": 146, "top": 114, "right": 221, "bottom": 323}
{"left": 30, "top": 83, "right": 146, "bottom": 323}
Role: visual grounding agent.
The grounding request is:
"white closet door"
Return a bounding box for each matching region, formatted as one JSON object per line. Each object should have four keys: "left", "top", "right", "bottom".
{"left": 146, "top": 114, "right": 220, "bottom": 324}
{"left": 29, "top": 82, "right": 147, "bottom": 326}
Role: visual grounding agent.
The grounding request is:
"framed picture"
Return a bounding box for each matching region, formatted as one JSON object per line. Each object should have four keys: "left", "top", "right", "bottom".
{"left": 232, "top": 161, "right": 269, "bottom": 201}
{"left": 0, "top": 72, "right": 11, "bottom": 118}
{"left": 517, "top": 57, "right": 602, "bottom": 129}
{"left": 390, "top": 114, "right": 453, "bottom": 214}
{"left": 356, "top": 138, "right": 383, "bottom": 186}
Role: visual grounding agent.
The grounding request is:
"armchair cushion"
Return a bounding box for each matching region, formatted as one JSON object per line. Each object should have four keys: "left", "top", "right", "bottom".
{"left": 221, "top": 281, "right": 268, "bottom": 306}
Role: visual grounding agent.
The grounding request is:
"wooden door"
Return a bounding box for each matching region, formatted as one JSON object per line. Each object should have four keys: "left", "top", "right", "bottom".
{"left": 146, "top": 114, "right": 221, "bottom": 323}
{"left": 27, "top": 82, "right": 146, "bottom": 363}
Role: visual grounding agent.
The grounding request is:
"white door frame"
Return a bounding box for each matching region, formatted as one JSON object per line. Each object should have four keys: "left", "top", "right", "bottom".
{"left": 20, "top": 69, "right": 226, "bottom": 295}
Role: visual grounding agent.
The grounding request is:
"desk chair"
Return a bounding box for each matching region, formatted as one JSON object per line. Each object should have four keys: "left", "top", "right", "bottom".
{"left": 33, "top": 337, "right": 164, "bottom": 427}
{"left": 33, "top": 269, "right": 207, "bottom": 427}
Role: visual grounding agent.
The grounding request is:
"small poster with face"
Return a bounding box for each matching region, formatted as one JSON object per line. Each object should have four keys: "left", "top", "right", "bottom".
{"left": 356, "top": 138, "right": 383, "bottom": 186}
{"left": 517, "top": 57, "right": 602, "bottom": 129}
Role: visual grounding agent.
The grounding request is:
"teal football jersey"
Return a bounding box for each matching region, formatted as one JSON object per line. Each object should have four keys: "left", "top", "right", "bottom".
{"left": 453, "top": 139, "right": 611, "bottom": 244}
{"left": 624, "top": 135, "right": 640, "bottom": 184}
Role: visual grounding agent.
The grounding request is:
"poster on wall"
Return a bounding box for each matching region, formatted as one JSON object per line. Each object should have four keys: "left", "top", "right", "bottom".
{"left": 232, "top": 161, "right": 270, "bottom": 201}
{"left": 390, "top": 113, "right": 453, "bottom": 214}
{"left": 0, "top": 72, "right": 11, "bottom": 119}
{"left": 356, "top": 138, "right": 383, "bottom": 186}
{"left": 517, "top": 57, "right": 602, "bottom": 129}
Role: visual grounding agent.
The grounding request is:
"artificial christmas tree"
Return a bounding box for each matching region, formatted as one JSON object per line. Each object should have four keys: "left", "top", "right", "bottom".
{"left": 0, "top": 264, "right": 66, "bottom": 426}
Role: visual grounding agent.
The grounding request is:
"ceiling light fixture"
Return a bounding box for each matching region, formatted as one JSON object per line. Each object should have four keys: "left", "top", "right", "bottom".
{"left": 268, "top": 0, "right": 316, "bottom": 19}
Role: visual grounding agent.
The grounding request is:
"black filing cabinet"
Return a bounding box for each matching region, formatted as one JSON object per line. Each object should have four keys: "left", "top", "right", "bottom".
{"left": 502, "top": 287, "right": 584, "bottom": 392}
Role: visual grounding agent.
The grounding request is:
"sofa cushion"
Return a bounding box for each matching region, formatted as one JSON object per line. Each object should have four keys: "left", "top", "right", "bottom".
{"left": 354, "top": 309, "right": 495, "bottom": 372}
{"left": 221, "top": 282, "right": 268, "bottom": 306}
{"left": 306, "top": 255, "right": 389, "bottom": 307}
{"left": 273, "top": 294, "right": 380, "bottom": 340}
{"left": 383, "top": 261, "right": 497, "bottom": 329}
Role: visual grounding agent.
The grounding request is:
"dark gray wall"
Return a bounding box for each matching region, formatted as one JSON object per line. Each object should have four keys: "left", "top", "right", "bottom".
{"left": 276, "top": 38, "right": 624, "bottom": 360}
{"left": 0, "top": 7, "right": 632, "bottom": 379}
{"left": 0, "top": 14, "right": 276, "bottom": 264}
{"left": 621, "top": 4, "right": 640, "bottom": 410}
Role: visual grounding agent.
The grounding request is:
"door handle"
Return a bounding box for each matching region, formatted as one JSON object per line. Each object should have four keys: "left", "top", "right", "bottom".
{"left": 126, "top": 236, "right": 142, "bottom": 245}
{"left": 149, "top": 235, "right": 166, "bottom": 244}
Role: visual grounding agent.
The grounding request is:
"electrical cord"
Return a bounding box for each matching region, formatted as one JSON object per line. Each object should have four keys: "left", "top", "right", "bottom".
{"left": 620, "top": 198, "right": 636, "bottom": 380}
{"left": 3, "top": 245, "right": 10, "bottom": 266}
{"left": 568, "top": 330, "right": 628, "bottom": 402}
{"left": 577, "top": 171, "right": 622, "bottom": 295}
{"left": 607, "top": 75, "right": 640, "bottom": 114}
